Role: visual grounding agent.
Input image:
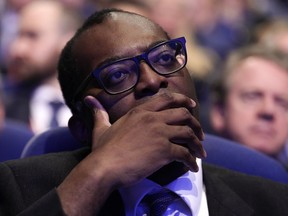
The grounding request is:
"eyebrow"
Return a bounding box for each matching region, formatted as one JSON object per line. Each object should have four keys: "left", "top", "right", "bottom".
{"left": 95, "top": 39, "right": 168, "bottom": 69}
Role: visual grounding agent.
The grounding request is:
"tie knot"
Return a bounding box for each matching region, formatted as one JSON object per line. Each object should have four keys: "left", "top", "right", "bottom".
{"left": 140, "top": 188, "right": 180, "bottom": 216}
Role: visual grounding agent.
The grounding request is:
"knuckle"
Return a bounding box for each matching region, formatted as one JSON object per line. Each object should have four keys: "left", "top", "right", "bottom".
{"left": 182, "top": 147, "right": 192, "bottom": 160}
{"left": 160, "top": 92, "right": 178, "bottom": 105}
{"left": 145, "top": 113, "right": 157, "bottom": 122}
{"left": 127, "top": 108, "right": 157, "bottom": 124}
{"left": 128, "top": 107, "right": 142, "bottom": 115}
{"left": 180, "top": 107, "right": 191, "bottom": 118}
{"left": 128, "top": 107, "right": 152, "bottom": 120}
{"left": 184, "top": 126, "right": 195, "bottom": 137}
{"left": 160, "top": 92, "right": 174, "bottom": 101}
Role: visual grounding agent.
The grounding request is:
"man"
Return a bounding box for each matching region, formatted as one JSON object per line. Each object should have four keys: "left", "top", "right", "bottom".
{"left": 210, "top": 46, "right": 288, "bottom": 168}
{"left": 4, "top": 0, "right": 82, "bottom": 133}
{"left": 1, "top": 9, "right": 288, "bottom": 216}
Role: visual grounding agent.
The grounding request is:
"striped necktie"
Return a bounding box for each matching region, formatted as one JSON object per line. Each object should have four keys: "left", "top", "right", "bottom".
{"left": 138, "top": 188, "right": 183, "bottom": 216}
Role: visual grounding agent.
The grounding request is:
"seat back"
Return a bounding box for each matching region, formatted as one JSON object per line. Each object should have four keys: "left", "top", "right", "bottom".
{"left": 20, "top": 127, "right": 82, "bottom": 157}
{"left": 203, "top": 134, "right": 288, "bottom": 183}
{"left": 21, "top": 127, "right": 288, "bottom": 183}
{"left": 0, "top": 120, "right": 34, "bottom": 162}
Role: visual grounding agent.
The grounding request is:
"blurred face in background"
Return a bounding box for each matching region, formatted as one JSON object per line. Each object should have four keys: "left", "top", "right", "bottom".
{"left": 6, "top": 0, "right": 32, "bottom": 11}
{"left": 212, "top": 57, "right": 288, "bottom": 156}
{"left": 7, "top": 1, "right": 66, "bottom": 84}
{"left": 148, "top": 0, "right": 192, "bottom": 37}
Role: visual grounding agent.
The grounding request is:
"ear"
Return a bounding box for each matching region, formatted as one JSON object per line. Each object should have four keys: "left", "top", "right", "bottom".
{"left": 68, "top": 115, "right": 90, "bottom": 143}
{"left": 210, "top": 103, "right": 226, "bottom": 133}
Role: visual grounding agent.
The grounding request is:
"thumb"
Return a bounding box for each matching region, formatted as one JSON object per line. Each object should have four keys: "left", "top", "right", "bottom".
{"left": 84, "top": 96, "right": 111, "bottom": 143}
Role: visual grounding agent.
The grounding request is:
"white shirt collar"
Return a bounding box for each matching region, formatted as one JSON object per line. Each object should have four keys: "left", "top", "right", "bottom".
{"left": 119, "top": 159, "right": 206, "bottom": 216}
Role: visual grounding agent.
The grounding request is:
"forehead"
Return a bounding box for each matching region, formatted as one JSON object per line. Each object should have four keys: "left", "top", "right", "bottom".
{"left": 20, "top": 2, "right": 61, "bottom": 32}
{"left": 72, "top": 12, "right": 168, "bottom": 74}
{"left": 228, "top": 56, "right": 288, "bottom": 91}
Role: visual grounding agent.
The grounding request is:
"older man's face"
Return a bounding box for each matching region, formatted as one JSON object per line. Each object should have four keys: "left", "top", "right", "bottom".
{"left": 222, "top": 57, "right": 288, "bottom": 155}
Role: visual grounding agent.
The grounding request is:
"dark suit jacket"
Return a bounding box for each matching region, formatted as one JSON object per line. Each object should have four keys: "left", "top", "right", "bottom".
{"left": 1, "top": 147, "right": 288, "bottom": 216}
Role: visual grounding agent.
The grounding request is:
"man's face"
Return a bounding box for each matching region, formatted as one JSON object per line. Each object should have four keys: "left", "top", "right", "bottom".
{"left": 7, "top": 3, "right": 63, "bottom": 83}
{"left": 222, "top": 57, "right": 288, "bottom": 155}
{"left": 73, "top": 13, "right": 198, "bottom": 123}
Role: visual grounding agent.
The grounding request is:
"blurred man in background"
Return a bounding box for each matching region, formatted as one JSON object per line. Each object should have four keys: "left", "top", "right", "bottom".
{"left": 0, "top": 74, "right": 34, "bottom": 162}
{"left": 4, "top": 0, "right": 83, "bottom": 133}
{"left": 210, "top": 45, "right": 288, "bottom": 168}
{"left": 0, "top": 0, "right": 33, "bottom": 72}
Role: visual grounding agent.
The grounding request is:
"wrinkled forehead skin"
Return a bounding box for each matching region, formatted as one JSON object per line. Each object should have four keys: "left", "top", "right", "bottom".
{"left": 72, "top": 11, "right": 198, "bottom": 123}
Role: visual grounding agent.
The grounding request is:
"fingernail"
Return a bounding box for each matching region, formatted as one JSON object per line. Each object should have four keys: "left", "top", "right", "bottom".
{"left": 190, "top": 99, "right": 196, "bottom": 107}
{"left": 203, "top": 149, "right": 207, "bottom": 158}
{"left": 201, "top": 131, "right": 205, "bottom": 141}
{"left": 196, "top": 147, "right": 207, "bottom": 159}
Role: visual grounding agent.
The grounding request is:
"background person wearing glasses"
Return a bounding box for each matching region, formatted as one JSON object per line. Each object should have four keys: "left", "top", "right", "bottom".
{"left": 1, "top": 9, "right": 288, "bottom": 216}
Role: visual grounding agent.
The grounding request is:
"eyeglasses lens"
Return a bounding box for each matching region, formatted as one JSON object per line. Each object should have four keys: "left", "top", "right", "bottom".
{"left": 148, "top": 41, "right": 186, "bottom": 74}
{"left": 99, "top": 60, "right": 138, "bottom": 94}
{"left": 99, "top": 39, "right": 186, "bottom": 94}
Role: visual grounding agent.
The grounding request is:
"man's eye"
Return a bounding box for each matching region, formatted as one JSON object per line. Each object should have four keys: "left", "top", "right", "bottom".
{"left": 21, "top": 31, "right": 38, "bottom": 40}
{"left": 154, "top": 50, "right": 176, "bottom": 66}
{"left": 239, "top": 92, "right": 262, "bottom": 105}
{"left": 276, "top": 98, "right": 288, "bottom": 112}
{"left": 104, "top": 69, "right": 130, "bottom": 86}
{"left": 244, "top": 93, "right": 258, "bottom": 100}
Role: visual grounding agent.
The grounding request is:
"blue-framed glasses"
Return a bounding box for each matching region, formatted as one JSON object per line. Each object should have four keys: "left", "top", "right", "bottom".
{"left": 73, "top": 37, "right": 187, "bottom": 100}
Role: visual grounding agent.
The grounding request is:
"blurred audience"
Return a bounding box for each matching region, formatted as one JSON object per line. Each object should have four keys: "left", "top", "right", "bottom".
{"left": 250, "top": 0, "right": 288, "bottom": 17}
{"left": 98, "top": 0, "right": 151, "bottom": 17}
{"left": 252, "top": 18, "right": 288, "bottom": 54}
{"left": 0, "top": 0, "right": 33, "bottom": 72}
{"left": 3, "top": 0, "right": 83, "bottom": 134}
{"left": 0, "top": 74, "right": 34, "bottom": 162}
{"left": 59, "top": 0, "right": 97, "bottom": 18}
{"left": 191, "top": 0, "right": 264, "bottom": 61}
{"left": 209, "top": 45, "right": 288, "bottom": 168}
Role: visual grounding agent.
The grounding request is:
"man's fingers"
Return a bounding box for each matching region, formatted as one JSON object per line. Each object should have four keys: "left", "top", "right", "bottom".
{"left": 166, "top": 125, "right": 206, "bottom": 159}
{"left": 158, "top": 107, "right": 204, "bottom": 141}
{"left": 138, "top": 92, "right": 197, "bottom": 113}
{"left": 84, "top": 96, "right": 111, "bottom": 140}
{"left": 171, "top": 144, "right": 199, "bottom": 172}
{"left": 84, "top": 96, "right": 110, "bottom": 126}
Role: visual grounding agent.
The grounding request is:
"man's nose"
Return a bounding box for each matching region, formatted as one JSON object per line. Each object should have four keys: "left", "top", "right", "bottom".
{"left": 10, "top": 38, "right": 29, "bottom": 59}
{"left": 134, "top": 62, "right": 168, "bottom": 96}
{"left": 258, "top": 97, "right": 275, "bottom": 121}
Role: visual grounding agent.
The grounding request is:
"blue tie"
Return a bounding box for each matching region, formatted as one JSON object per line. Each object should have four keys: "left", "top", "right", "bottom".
{"left": 138, "top": 188, "right": 182, "bottom": 216}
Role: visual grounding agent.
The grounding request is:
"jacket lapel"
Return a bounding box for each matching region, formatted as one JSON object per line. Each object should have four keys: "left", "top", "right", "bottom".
{"left": 203, "top": 164, "right": 254, "bottom": 216}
